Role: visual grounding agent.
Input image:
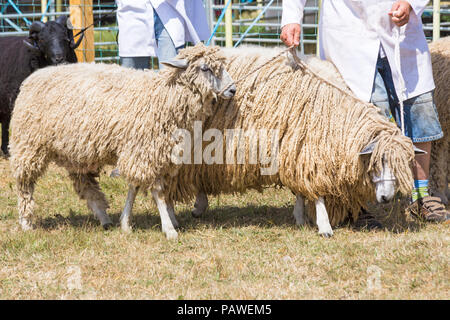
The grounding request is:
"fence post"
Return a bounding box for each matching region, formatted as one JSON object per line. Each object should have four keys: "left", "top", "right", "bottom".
{"left": 316, "top": 0, "right": 322, "bottom": 56}
{"left": 69, "top": 0, "right": 94, "bottom": 62}
{"left": 225, "top": 0, "right": 233, "bottom": 47}
{"left": 41, "top": 0, "right": 48, "bottom": 22}
{"left": 56, "top": 0, "right": 63, "bottom": 13}
{"left": 433, "top": 0, "right": 440, "bottom": 41}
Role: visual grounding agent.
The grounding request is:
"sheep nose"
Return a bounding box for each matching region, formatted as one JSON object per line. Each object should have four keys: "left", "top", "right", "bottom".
{"left": 53, "top": 54, "right": 64, "bottom": 64}
{"left": 228, "top": 85, "right": 236, "bottom": 96}
{"left": 381, "top": 195, "right": 388, "bottom": 203}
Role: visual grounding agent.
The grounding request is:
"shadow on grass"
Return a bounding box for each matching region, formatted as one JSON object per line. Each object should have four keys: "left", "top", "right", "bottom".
{"left": 36, "top": 199, "right": 423, "bottom": 234}
{"left": 367, "top": 196, "right": 423, "bottom": 233}
{"left": 37, "top": 204, "right": 297, "bottom": 232}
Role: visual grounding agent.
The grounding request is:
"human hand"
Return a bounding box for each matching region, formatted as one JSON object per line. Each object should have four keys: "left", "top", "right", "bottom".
{"left": 280, "top": 23, "right": 301, "bottom": 47}
{"left": 389, "top": 1, "right": 412, "bottom": 27}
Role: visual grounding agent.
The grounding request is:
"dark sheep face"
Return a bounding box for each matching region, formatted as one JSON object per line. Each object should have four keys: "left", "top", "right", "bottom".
{"left": 36, "top": 22, "right": 71, "bottom": 64}
{"left": 27, "top": 16, "right": 76, "bottom": 65}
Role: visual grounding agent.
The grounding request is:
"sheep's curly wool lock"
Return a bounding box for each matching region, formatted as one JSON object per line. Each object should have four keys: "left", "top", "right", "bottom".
{"left": 168, "top": 47, "right": 415, "bottom": 226}
{"left": 9, "top": 43, "right": 229, "bottom": 230}
{"left": 428, "top": 37, "right": 450, "bottom": 204}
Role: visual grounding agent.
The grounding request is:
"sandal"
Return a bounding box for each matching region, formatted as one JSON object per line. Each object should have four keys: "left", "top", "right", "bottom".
{"left": 406, "top": 196, "right": 450, "bottom": 223}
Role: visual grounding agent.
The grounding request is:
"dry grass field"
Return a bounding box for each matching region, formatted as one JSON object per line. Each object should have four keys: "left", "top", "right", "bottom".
{"left": 0, "top": 156, "right": 448, "bottom": 300}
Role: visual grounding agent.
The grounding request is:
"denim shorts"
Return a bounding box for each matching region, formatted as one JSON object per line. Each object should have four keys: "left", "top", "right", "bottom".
{"left": 119, "top": 11, "right": 185, "bottom": 70}
{"left": 370, "top": 55, "right": 443, "bottom": 143}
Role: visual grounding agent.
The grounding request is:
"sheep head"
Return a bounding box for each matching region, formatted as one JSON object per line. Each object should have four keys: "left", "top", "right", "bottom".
{"left": 23, "top": 15, "right": 78, "bottom": 65}
{"left": 360, "top": 133, "right": 417, "bottom": 204}
{"left": 161, "top": 43, "right": 236, "bottom": 101}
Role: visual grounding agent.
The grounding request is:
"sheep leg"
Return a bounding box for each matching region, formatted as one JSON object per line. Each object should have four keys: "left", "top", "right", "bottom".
{"left": 167, "top": 201, "right": 179, "bottom": 228}
{"left": 120, "top": 184, "right": 139, "bottom": 233}
{"left": 151, "top": 189, "right": 178, "bottom": 240}
{"left": 293, "top": 194, "right": 306, "bottom": 226}
{"left": 17, "top": 179, "right": 35, "bottom": 231}
{"left": 69, "top": 172, "right": 113, "bottom": 229}
{"left": 12, "top": 149, "right": 49, "bottom": 230}
{"left": 192, "top": 191, "right": 208, "bottom": 218}
{"left": 1, "top": 117, "right": 10, "bottom": 157}
{"left": 315, "top": 197, "right": 333, "bottom": 237}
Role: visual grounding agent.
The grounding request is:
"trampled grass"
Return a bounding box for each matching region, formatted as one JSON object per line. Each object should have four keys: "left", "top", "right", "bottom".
{"left": 0, "top": 157, "right": 448, "bottom": 299}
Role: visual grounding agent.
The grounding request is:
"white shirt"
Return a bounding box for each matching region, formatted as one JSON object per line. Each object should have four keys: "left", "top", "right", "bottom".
{"left": 116, "top": 0, "right": 210, "bottom": 57}
{"left": 282, "top": 0, "right": 435, "bottom": 102}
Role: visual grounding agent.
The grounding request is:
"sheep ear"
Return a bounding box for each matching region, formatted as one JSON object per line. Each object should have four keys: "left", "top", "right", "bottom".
{"left": 65, "top": 17, "right": 74, "bottom": 30}
{"left": 29, "top": 21, "right": 45, "bottom": 39}
{"left": 56, "top": 15, "right": 68, "bottom": 27}
{"left": 359, "top": 141, "right": 376, "bottom": 155}
{"left": 413, "top": 146, "right": 427, "bottom": 155}
{"left": 161, "top": 59, "right": 189, "bottom": 69}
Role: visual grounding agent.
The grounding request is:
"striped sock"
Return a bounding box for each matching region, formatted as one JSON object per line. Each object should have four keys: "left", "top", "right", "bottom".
{"left": 411, "top": 180, "right": 429, "bottom": 203}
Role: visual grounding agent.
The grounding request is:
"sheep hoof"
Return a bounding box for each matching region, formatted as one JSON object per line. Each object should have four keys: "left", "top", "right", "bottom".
{"left": 121, "top": 223, "right": 132, "bottom": 233}
{"left": 191, "top": 208, "right": 203, "bottom": 218}
{"left": 109, "top": 168, "right": 120, "bottom": 178}
{"left": 20, "top": 220, "right": 34, "bottom": 231}
{"left": 319, "top": 230, "right": 333, "bottom": 238}
{"left": 102, "top": 222, "right": 113, "bottom": 230}
{"left": 165, "top": 229, "right": 178, "bottom": 240}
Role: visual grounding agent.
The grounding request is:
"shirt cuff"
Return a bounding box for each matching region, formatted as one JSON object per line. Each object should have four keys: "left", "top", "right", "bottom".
{"left": 407, "top": 0, "right": 428, "bottom": 17}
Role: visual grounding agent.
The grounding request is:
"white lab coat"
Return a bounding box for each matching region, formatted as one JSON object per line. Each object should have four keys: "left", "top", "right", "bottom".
{"left": 116, "top": 0, "right": 210, "bottom": 57}
{"left": 282, "top": 0, "right": 434, "bottom": 102}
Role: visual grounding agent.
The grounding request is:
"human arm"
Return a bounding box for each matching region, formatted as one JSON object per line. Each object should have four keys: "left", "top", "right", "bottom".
{"left": 280, "top": 0, "right": 307, "bottom": 47}
{"left": 389, "top": 0, "right": 428, "bottom": 26}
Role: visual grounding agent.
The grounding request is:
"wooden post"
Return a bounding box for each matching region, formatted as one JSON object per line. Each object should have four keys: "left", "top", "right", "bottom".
{"left": 225, "top": 0, "right": 233, "bottom": 48}
{"left": 69, "top": 0, "right": 95, "bottom": 62}
{"left": 433, "top": 0, "right": 440, "bottom": 41}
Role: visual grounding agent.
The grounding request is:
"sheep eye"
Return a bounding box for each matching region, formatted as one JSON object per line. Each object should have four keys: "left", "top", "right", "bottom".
{"left": 200, "top": 64, "right": 210, "bottom": 72}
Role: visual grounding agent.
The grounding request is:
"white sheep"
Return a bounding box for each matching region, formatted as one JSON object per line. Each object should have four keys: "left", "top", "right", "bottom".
{"left": 9, "top": 44, "right": 236, "bottom": 239}
{"left": 120, "top": 46, "right": 416, "bottom": 237}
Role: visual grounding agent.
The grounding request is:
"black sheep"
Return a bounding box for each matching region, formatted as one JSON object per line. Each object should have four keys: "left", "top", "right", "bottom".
{"left": 0, "top": 15, "right": 84, "bottom": 156}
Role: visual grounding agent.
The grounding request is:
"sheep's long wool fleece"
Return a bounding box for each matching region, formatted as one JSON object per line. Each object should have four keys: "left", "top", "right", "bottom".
{"left": 428, "top": 37, "right": 450, "bottom": 197}
{"left": 168, "top": 49, "right": 415, "bottom": 226}
{"left": 9, "top": 44, "right": 226, "bottom": 191}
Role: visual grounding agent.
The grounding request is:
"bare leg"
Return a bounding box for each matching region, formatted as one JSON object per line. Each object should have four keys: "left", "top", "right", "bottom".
{"left": 151, "top": 188, "right": 178, "bottom": 240}
{"left": 315, "top": 197, "right": 333, "bottom": 237}
{"left": 192, "top": 191, "right": 208, "bottom": 218}
{"left": 69, "top": 172, "right": 113, "bottom": 229}
{"left": 120, "top": 185, "right": 139, "bottom": 232}
{"left": 293, "top": 194, "right": 305, "bottom": 226}
{"left": 413, "top": 141, "right": 431, "bottom": 180}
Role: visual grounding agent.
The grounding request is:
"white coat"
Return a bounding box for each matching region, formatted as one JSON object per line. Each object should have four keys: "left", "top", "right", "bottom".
{"left": 282, "top": 0, "right": 434, "bottom": 102}
{"left": 116, "top": 0, "right": 210, "bottom": 57}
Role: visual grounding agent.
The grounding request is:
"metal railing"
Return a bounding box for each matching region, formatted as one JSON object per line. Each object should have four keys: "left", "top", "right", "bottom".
{"left": 1, "top": 0, "right": 449, "bottom": 64}
{"left": 0, "top": 0, "right": 119, "bottom": 63}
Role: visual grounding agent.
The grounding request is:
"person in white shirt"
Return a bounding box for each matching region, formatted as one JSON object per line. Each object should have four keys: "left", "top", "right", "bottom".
{"left": 116, "top": 0, "right": 210, "bottom": 69}
{"left": 280, "top": 0, "right": 448, "bottom": 223}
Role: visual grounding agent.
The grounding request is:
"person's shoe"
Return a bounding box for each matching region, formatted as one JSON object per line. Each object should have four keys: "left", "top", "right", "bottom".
{"left": 353, "top": 208, "right": 383, "bottom": 230}
{"left": 406, "top": 196, "right": 450, "bottom": 223}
